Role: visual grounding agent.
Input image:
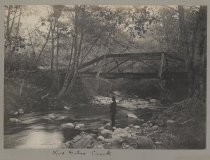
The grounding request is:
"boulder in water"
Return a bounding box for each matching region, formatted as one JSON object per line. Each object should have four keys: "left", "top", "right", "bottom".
{"left": 13, "top": 111, "right": 19, "bottom": 116}
{"left": 134, "top": 125, "right": 140, "bottom": 129}
{"left": 75, "top": 125, "right": 80, "bottom": 129}
{"left": 9, "top": 118, "right": 21, "bottom": 123}
{"left": 127, "top": 113, "right": 138, "bottom": 119}
{"left": 75, "top": 123, "right": 85, "bottom": 129}
{"left": 149, "top": 99, "right": 160, "bottom": 104}
{"left": 47, "top": 113, "right": 57, "bottom": 120}
{"left": 64, "top": 106, "right": 71, "bottom": 110}
{"left": 61, "top": 123, "right": 75, "bottom": 129}
{"left": 56, "top": 115, "right": 66, "bottom": 120}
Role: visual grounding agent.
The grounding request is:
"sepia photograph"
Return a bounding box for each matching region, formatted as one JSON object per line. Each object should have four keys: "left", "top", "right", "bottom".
{"left": 4, "top": 4, "right": 207, "bottom": 150}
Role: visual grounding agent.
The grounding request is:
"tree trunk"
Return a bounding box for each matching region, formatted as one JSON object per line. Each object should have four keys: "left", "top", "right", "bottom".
{"left": 178, "top": 5, "right": 193, "bottom": 96}
{"left": 191, "top": 6, "right": 207, "bottom": 99}
{"left": 56, "top": 20, "right": 60, "bottom": 90}
{"left": 51, "top": 19, "right": 55, "bottom": 72}
{"left": 5, "top": 5, "right": 12, "bottom": 60}
{"left": 57, "top": 6, "right": 82, "bottom": 98}
{"left": 13, "top": 6, "right": 22, "bottom": 53}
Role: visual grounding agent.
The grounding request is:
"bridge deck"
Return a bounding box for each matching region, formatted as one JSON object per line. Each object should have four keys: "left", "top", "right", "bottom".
{"left": 79, "top": 52, "right": 185, "bottom": 70}
{"left": 80, "top": 72, "right": 188, "bottom": 79}
{"left": 78, "top": 52, "right": 186, "bottom": 80}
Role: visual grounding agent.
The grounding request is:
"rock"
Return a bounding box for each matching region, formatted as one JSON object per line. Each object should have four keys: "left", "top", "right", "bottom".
{"left": 127, "top": 113, "right": 138, "bottom": 119}
{"left": 61, "top": 123, "right": 75, "bottom": 129}
{"left": 65, "top": 141, "right": 72, "bottom": 148}
{"left": 125, "top": 136, "right": 138, "bottom": 148}
{"left": 64, "top": 106, "right": 71, "bottom": 110}
{"left": 111, "top": 135, "right": 123, "bottom": 143}
{"left": 134, "top": 125, "right": 140, "bottom": 129}
{"left": 56, "top": 116, "right": 66, "bottom": 120}
{"left": 104, "top": 123, "right": 111, "bottom": 130}
{"left": 112, "top": 128, "right": 129, "bottom": 138}
{"left": 151, "top": 125, "right": 158, "bottom": 130}
{"left": 66, "top": 133, "right": 97, "bottom": 148}
{"left": 75, "top": 125, "right": 80, "bottom": 129}
{"left": 101, "top": 129, "right": 112, "bottom": 138}
{"left": 104, "top": 138, "right": 112, "bottom": 143}
{"left": 122, "top": 143, "right": 131, "bottom": 149}
{"left": 136, "top": 136, "right": 155, "bottom": 149}
{"left": 13, "top": 111, "right": 19, "bottom": 115}
{"left": 149, "top": 99, "right": 160, "bottom": 103}
{"left": 124, "top": 127, "right": 130, "bottom": 130}
{"left": 9, "top": 118, "right": 21, "bottom": 123}
{"left": 167, "top": 120, "right": 175, "bottom": 124}
{"left": 97, "top": 135, "right": 105, "bottom": 141}
{"left": 75, "top": 123, "right": 85, "bottom": 129}
{"left": 71, "top": 135, "right": 82, "bottom": 142}
{"left": 48, "top": 113, "right": 57, "bottom": 119}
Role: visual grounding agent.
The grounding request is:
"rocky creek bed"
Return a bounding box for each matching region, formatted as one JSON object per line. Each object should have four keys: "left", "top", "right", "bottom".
{"left": 5, "top": 94, "right": 179, "bottom": 149}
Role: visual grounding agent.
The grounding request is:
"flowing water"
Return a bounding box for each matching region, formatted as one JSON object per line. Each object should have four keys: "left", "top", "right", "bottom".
{"left": 4, "top": 101, "right": 162, "bottom": 149}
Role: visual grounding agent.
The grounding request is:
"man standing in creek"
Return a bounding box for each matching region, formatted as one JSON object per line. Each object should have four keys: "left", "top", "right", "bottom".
{"left": 110, "top": 96, "right": 117, "bottom": 128}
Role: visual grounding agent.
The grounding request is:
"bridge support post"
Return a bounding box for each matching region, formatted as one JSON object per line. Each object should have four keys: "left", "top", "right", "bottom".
{"left": 158, "top": 53, "right": 165, "bottom": 79}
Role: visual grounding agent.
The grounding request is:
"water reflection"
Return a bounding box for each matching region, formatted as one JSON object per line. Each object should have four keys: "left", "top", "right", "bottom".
{"left": 17, "top": 130, "right": 64, "bottom": 149}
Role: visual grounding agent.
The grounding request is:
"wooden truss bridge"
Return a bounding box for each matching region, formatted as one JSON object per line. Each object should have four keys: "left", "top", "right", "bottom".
{"left": 78, "top": 52, "right": 187, "bottom": 80}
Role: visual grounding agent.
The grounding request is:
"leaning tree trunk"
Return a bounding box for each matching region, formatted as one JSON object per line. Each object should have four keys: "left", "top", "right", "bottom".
{"left": 56, "top": 6, "right": 79, "bottom": 98}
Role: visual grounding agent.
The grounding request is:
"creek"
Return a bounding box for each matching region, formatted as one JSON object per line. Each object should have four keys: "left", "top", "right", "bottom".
{"left": 4, "top": 97, "right": 163, "bottom": 149}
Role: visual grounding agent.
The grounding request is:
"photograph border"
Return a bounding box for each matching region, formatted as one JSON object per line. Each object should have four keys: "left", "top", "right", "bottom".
{"left": 0, "top": 0, "right": 209, "bottom": 160}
